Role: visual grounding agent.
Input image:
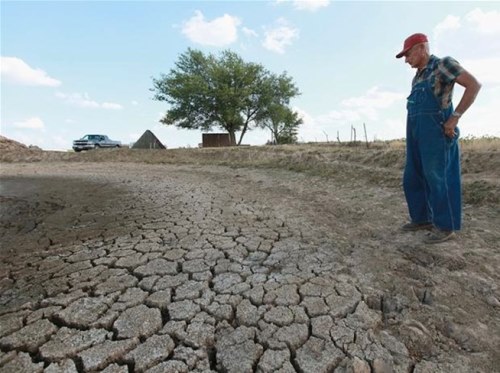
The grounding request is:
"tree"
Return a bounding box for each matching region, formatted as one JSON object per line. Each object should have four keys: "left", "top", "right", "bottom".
{"left": 151, "top": 49, "right": 300, "bottom": 145}
{"left": 275, "top": 108, "right": 303, "bottom": 144}
{"left": 256, "top": 73, "right": 302, "bottom": 144}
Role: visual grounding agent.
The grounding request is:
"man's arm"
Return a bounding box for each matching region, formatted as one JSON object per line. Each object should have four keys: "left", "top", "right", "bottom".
{"left": 454, "top": 70, "right": 482, "bottom": 115}
{"left": 444, "top": 70, "right": 481, "bottom": 138}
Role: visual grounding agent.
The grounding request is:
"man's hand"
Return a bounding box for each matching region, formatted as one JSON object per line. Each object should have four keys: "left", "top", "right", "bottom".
{"left": 443, "top": 116, "right": 459, "bottom": 138}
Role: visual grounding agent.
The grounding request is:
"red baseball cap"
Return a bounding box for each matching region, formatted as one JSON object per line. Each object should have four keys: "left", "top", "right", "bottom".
{"left": 396, "top": 33, "right": 428, "bottom": 58}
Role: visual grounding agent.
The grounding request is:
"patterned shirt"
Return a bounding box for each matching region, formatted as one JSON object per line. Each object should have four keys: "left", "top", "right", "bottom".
{"left": 412, "top": 54, "right": 464, "bottom": 109}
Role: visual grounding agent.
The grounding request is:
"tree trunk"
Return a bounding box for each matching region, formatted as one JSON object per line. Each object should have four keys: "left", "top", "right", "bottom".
{"left": 237, "top": 126, "right": 247, "bottom": 146}
{"left": 229, "top": 130, "right": 236, "bottom": 146}
{"left": 237, "top": 119, "right": 251, "bottom": 145}
{"left": 273, "top": 128, "right": 279, "bottom": 145}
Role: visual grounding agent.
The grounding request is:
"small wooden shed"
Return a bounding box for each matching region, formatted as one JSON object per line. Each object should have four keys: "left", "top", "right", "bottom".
{"left": 202, "top": 133, "right": 231, "bottom": 148}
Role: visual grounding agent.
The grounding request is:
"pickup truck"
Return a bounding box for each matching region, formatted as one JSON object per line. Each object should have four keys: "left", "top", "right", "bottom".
{"left": 73, "top": 134, "right": 121, "bottom": 152}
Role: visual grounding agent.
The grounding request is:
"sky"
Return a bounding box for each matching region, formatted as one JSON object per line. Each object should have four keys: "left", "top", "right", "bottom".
{"left": 1, "top": 0, "right": 499, "bottom": 150}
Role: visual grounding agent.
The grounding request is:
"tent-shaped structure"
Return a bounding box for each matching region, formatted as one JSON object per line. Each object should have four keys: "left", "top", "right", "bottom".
{"left": 132, "top": 130, "right": 166, "bottom": 149}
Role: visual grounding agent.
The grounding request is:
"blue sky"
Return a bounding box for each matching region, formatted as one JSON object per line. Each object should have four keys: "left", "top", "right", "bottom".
{"left": 1, "top": 1, "right": 499, "bottom": 150}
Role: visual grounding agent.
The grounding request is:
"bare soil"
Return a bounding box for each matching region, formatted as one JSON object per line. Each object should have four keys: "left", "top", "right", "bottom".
{"left": 0, "top": 136, "right": 499, "bottom": 372}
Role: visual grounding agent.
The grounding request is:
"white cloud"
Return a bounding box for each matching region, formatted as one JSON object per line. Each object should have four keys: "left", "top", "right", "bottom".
{"left": 341, "top": 87, "right": 403, "bottom": 109}
{"left": 1, "top": 56, "right": 61, "bottom": 87}
{"left": 102, "top": 102, "right": 123, "bottom": 110}
{"left": 181, "top": 10, "right": 241, "bottom": 47}
{"left": 292, "top": 0, "right": 330, "bottom": 12}
{"left": 316, "top": 109, "right": 361, "bottom": 124}
{"left": 13, "top": 117, "right": 45, "bottom": 130}
{"left": 431, "top": 7, "right": 499, "bottom": 92}
{"left": 56, "top": 92, "right": 123, "bottom": 110}
{"left": 295, "top": 106, "right": 355, "bottom": 143}
{"left": 243, "top": 27, "right": 258, "bottom": 38}
{"left": 433, "top": 15, "right": 461, "bottom": 40}
{"left": 275, "top": 0, "right": 330, "bottom": 12}
{"left": 131, "top": 100, "right": 139, "bottom": 106}
{"left": 305, "top": 87, "right": 405, "bottom": 126}
{"left": 56, "top": 92, "right": 98, "bottom": 108}
{"left": 465, "top": 8, "right": 500, "bottom": 35}
{"left": 433, "top": 8, "right": 500, "bottom": 56}
{"left": 262, "top": 18, "right": 299, "bottom": 54}
{"left": 340, "top": 87, "right": 404, "bottom": 120}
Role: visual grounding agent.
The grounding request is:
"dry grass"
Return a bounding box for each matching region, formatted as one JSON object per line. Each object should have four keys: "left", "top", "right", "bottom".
{"left": 460, "top": 135, "right": 500, "bottom": 151}
{"left": 1, "top": 136, "right": 498, "bottom": 173}
{"left": 1, "top": 135, "right": 498, "bottom": 205}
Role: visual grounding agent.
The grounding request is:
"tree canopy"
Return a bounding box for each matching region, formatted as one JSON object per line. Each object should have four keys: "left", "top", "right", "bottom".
{"left": 151, "top": 48, "right": 301, "bottom": 145}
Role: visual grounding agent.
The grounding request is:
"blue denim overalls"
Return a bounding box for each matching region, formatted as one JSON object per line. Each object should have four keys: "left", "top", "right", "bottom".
{"left": 403, "top": 58, "right": 461, "bottom": 231}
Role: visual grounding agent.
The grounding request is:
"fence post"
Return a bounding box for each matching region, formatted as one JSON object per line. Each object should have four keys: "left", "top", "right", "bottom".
{"left": 363, "top": 123, "right": 369, "bottom": 148}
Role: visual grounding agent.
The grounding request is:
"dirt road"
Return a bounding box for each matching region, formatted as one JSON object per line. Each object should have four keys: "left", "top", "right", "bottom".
{"left": 1, "top": 162, "right": 499, "bottom": 372}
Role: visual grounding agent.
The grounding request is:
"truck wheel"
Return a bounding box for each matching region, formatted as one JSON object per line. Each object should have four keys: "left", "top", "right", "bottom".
{"left": 94, "top": 144, "right": 100, "bottom": 149}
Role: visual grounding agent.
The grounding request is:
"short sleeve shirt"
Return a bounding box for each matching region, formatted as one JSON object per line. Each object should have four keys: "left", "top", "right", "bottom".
{"left": 412, "top": 55, "right": 464, "bottom": 109}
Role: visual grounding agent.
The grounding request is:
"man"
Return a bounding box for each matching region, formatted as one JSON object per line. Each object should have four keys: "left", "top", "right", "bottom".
{"left": 396, "top": 33, "right": 481, "bottom": 244}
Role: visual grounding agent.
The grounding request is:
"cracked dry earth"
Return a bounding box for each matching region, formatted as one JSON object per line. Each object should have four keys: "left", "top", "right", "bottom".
{"left": 0, "top": 162, "right": 499, "bottom": 373}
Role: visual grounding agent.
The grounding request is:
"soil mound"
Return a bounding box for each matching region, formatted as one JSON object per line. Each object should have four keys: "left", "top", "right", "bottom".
{"left": 0, "top": 136, "right": 29, "bottom": 152}
{"left": 0, "top": 136, "right": 47, "bottom": 162}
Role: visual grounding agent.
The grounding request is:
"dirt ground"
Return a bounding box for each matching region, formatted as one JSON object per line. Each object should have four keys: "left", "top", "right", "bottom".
{"left": 0, "top": 137, "right": 499, "bottom": 372}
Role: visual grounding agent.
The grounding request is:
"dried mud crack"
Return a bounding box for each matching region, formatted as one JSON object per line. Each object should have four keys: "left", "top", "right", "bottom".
{"left": 0, "top": 162, "right": 499, "bottom": 373}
